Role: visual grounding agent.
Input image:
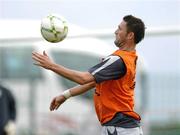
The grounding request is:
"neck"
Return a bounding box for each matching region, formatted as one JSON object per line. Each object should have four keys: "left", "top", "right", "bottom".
{"left": 118, "top": 42, "right": 136, "bottom": 51}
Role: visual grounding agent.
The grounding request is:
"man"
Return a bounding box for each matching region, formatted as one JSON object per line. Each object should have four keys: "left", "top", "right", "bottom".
{"left": 0, "top": 84, "right": 16, "bottom": 135}
{"left": 32, "top": 15, "right": 145, "bottom": 135}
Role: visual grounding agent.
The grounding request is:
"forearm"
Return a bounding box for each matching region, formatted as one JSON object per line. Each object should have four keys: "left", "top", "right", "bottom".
{"left": 69, "top": 81, "right": 96, "bottom": 97}
{"left": 50, "top": 63, "right": 93, "bottom": 84}
{"left": 50, "top": 81, "right": 96, "bottom": 111}
{"left": 32, "top": 51, "right": 94, "bottom": 84}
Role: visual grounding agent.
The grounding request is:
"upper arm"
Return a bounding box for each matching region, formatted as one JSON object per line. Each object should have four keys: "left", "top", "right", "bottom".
{"left": 88, "top": 55, "right": 126, "bottom": 83}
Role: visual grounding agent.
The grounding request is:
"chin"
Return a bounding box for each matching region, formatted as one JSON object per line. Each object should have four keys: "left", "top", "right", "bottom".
{"left": 114, "top": 41, "right": 119, "bottom": 47}
{"left": 114, "top": 40, "right": 118, "bottom": 45}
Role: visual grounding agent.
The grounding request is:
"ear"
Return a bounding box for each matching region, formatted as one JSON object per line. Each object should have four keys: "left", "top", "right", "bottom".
{"left": 127, "top": 32, "right": 134, "bottom": 40}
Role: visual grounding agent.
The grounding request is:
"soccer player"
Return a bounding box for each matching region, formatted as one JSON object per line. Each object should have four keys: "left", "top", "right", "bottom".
{"left": 32, "top": 15, "right": 145, "bottom": 135}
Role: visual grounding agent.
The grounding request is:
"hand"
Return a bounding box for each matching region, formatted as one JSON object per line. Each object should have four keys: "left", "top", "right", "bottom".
{"left": 32, "top": 51, "right": 54, "bottom": 70}
{"left": 4, "top": 121, "right": 16, "bottom": 135}
{"left": 50, "top": 94, "right": 66, "bottom": 111}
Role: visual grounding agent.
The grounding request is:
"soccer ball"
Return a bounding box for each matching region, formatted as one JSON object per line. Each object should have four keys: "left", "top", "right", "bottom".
{"left": 40, "top": 14, "right": 68, "bottom": 43}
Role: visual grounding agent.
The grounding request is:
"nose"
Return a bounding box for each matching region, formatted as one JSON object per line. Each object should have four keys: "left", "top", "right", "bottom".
{"left": 114, "top": 29, "right": 118, "bottom": 35}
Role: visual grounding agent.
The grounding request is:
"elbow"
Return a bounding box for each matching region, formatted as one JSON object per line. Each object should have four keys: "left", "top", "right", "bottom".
{"left": 79, "top": 82, "right": 85, "bottom": 85}
{"left": 78, "top": 73, "right": 94, "bottom": 85}
{"left": 78, "top": 78, "right": 89, "bottom": 85}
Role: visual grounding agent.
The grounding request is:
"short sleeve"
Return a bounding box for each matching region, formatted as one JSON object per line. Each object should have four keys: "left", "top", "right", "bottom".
{"left": 88, "top": 55, "right": 126, "bottom": 83}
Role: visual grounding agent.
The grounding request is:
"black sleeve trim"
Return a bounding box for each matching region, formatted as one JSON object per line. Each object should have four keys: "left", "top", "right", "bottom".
{"left": 88, "top": 55, "right": 126, "bottom": 83}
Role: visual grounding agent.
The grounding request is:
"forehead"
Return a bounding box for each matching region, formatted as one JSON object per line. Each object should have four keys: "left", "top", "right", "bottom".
{"left": 119, "top": 20, "right": 127, "bottom": 29}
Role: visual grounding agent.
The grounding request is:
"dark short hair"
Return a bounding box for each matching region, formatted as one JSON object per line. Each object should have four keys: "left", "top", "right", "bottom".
{"left": 123, "top": 15, "right": 145, "bottom": 44}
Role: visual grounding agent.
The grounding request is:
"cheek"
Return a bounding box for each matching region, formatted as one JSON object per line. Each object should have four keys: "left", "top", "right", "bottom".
{"left": 117, "top": 32, "right": 122, "bottom": 37}
{"left": 120, "top": 32, "right": 126, "bottom": 39}
{"left": 118, "top": 33, "right": 124, "bottom": 39}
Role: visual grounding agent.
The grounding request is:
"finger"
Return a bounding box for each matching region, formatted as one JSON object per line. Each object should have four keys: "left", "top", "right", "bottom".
{"left": 55, "top": 104, "right": 61, "bottom": 110}
{"left": 32, "top": 52, "right": 41, "bottom": 57}
{"left": 50, "top": 105, "right": 55, "bottom": 111}
{"left": 50, "top": 100, "right": 55, "bottom": 110}
{"left": 50, "top": 104, "right": 55, "bottom": 111}
{"left": 32, "top": 53, "right": 42, "bottom": 60}
{"left": 32, "top": 55, "right": 44, "bottom": 63}
{"left": 43, "top": 50, "right": 48, "bottom": 56}
{"left": 32, "top": 60, "right": 43, "bottom": 67}
{"left": 50, "top": 99, "right": 56, "bottom": 111}
{"left": 50, "top": 103, "right": 55, "bottom": 111}
{"left": 50, "top": 105, "right": 53, "bottom": 111}
{"left": 33, "top": 63, "right": 44, "bottom": 67}
{"left": 32, "top": 52, "right": 45, "bottom": 60}
{"left": 51, "top": 103, "right": 58, "bottom": 111}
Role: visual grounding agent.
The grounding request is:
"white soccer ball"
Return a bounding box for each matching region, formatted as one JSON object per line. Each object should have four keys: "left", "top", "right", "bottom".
{"left": 40, "top": 14, "right": 68, "bottom": 43}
